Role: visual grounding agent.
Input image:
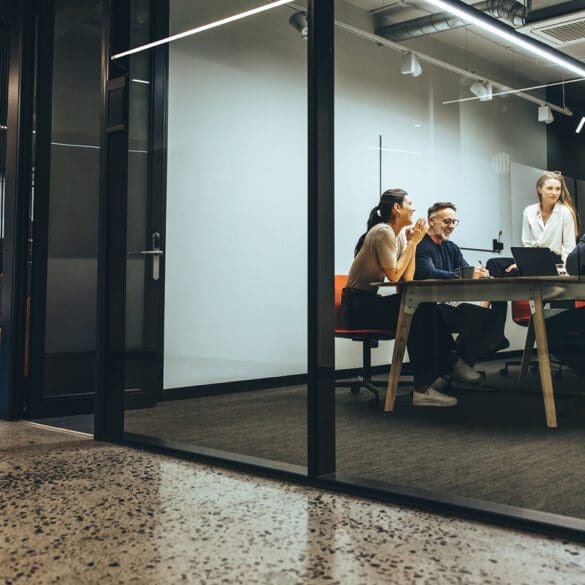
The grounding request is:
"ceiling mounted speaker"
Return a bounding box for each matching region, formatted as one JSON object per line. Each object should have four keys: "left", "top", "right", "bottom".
{"left": 400, "top": 53, "right": 422, "bottom": 77}
{"left": 538, "top": 105, "right": 554, "bottom": 124}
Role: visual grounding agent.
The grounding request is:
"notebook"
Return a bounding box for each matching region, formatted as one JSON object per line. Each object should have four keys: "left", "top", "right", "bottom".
{"left": 511, "top": 247, "right": 558, "bottom": 277}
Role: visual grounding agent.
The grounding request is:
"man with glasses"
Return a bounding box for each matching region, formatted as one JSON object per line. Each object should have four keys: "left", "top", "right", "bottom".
{"left": 414, "top": 202, "right": 508, "bottom": 383}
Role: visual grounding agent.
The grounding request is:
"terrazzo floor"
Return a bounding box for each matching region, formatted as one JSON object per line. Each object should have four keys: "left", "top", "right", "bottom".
{"left": 1, "top": 421, "right": 584, "bottom": 585}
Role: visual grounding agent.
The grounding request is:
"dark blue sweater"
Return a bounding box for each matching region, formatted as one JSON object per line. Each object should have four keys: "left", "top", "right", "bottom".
{"left": 414, "top": 234, "right": 469, "bottom": 280}
{"left": 566, "top": 235, "right": 585, "bottom": 276}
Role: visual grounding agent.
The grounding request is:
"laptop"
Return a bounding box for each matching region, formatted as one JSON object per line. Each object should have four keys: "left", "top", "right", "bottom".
{"left": 511, "top": 247, "right": 558, "bottom": 277}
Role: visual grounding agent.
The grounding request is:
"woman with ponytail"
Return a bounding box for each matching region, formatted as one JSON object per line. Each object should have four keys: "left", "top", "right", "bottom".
{"left": 342, "top": 189, "right": 459, "bottom": 408}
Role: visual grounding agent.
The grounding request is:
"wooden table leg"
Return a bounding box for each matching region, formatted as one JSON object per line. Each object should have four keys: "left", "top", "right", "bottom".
{"left": 531, "top": 285, "right": 558, "bottom": 428}
{"left": 384, "top": 294, "right": 415, "bottom": 413}
{"left": 519, "top": 316, "right": 535, "bottom": 381}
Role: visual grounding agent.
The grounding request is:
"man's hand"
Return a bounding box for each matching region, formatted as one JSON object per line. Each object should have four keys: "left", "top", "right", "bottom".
{"left": 473, "top": 267, "right": 490, "bottom": 279}
{"left": 505, "top": 263, "right": 517, "bottom": 272}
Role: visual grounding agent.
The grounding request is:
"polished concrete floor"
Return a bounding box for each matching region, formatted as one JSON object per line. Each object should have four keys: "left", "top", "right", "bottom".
{"left": 1, "top": 421, "right": 584, "bottom": 585}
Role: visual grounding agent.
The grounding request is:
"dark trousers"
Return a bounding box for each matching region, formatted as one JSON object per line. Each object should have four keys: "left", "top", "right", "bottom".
{"left": 546, "top": 308, "right": 585, "bottom": 377}
{"left": 341, "top": 289, "right": 454, "bottom": 387}
{"left": 486, "top": 257, "right": 517, "bottom": 320}
{"left": 439, "top": 303, "right": 506, "bottom": 365}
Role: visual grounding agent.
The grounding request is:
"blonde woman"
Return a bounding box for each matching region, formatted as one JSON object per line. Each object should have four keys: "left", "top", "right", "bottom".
{"left": 521, "top": 171, "right": 578, "bottom": 264}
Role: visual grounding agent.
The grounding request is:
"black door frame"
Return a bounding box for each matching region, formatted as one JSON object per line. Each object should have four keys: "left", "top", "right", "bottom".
{"left": 95, "top": 0, "right": 167, "bottom": 440}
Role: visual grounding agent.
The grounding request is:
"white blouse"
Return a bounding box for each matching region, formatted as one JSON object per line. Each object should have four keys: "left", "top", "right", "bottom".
{"left": 521, "top": 202, "right": 576, "bottom": 262}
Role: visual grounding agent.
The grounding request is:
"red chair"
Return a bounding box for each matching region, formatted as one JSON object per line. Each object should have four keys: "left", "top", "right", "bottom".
{"left": 334, "top": 275, "right": 404, "bottom": 408}
{"left": 500, "top": 300, "right": 565, "bottom": 378}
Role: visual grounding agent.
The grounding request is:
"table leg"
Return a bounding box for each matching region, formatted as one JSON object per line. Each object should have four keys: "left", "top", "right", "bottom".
{"left": 519, "top": 317, "right": 535, "bottom": 381}
{"left": 531, "top": 285, "right": 557, "bottom": 428}
{"left": 384, "top": 294, "right": 414, "bottom": 412}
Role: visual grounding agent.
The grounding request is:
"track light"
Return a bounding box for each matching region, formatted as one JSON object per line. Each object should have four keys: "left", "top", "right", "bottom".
{"left": 289, "top": 11, "right": 308, "bottom": 39}
{"left": 538, "top": 105, "right": 554, "bottom": 124}
{"left": 576, "top": 116, "right": 585, "bottom": 134}
{"left": 470, "top": 81, "right": 493, "bottom": 102}
{"left": 400, "top": 53, "right": 422, "bottom": 77}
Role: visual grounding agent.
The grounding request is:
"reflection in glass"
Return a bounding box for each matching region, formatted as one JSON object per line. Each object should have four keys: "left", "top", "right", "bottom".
{"left": 42, "top": 0, "right": 102, "bottom": 398}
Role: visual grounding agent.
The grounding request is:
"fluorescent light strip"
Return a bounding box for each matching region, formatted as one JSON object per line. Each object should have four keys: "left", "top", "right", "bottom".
{"left": 368, "top": 146, "right": 421, "bottom": 155}
{"left": 52, "top": 141, "right": 99, "bottom": 149}
{"left": 112, "top": 0, "right": 292, "bottom": 60}
{"left": 51, "top": 142, "right": 148, "bottom": 153}
{"left": 424, "top": 0, "right": 585, "bottom": 78}
{"left": 443, "top": 77, "right": 585, "bottom": 105}
{"left": 131, "top": 78, "right": 150, "bottom": 84}
{"left": 577, "top": 116, "right": 585, "bottom": 134}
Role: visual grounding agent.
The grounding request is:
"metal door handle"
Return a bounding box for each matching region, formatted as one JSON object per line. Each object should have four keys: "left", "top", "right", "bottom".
{"left": 128, "top": 232, "right": 163, "bottom": 280}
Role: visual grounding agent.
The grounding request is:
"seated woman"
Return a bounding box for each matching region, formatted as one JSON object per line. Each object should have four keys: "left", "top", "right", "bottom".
{"left": 341, "top": 189, "right": 477, "bottom": 408}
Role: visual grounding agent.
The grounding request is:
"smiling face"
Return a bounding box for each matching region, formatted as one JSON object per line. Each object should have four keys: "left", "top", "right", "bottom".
{"left": 428, "top": 206, "right": 458, "bottom": 242}
{"left": 538, "top": 178, "right": 562, "bottom": 208}
{"left": 396, "top": 196, "right": 416, "bottom": 227}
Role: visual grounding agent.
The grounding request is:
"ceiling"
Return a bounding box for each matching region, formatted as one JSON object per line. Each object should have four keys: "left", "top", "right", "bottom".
{"left": 343, "top": 0, "right": 585, "bottom": 89}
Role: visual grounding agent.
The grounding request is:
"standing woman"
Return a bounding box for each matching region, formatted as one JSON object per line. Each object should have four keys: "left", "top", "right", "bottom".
{"left": 341, "top": 189, "right": 458, "bottom": 407}
{"left": 522, "top": 171, "right": 578, "bottom": 263}
{"left": 487, "top": 172, "right": 579, "bottom": 317}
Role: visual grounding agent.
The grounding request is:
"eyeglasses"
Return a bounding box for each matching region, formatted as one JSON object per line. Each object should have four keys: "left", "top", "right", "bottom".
{"left": 431, "top": 216, "right": 460, "bottom": 227}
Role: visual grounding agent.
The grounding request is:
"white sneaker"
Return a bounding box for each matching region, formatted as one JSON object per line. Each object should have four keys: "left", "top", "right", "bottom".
{"left": 412, "top": 387, "right": 458, "bottom": 407}
{"left": 452, "top": 358, "right": 482, "bottom": 385}
{"left": 430, "top": 376, "right": 448, "bottom": 391}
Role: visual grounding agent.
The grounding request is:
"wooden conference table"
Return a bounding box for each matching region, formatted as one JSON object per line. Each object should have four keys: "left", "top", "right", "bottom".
{"left": 374, "top": 276, "right": 585, "bottom": 428}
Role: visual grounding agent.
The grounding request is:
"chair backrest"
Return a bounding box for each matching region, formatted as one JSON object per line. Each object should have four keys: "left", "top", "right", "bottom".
{"left": 511, "top": 300, "right": 532, "bottom": 324}
{"left": 513, "top": 299, "right": 585, "bottom": 322}
{"left": 334, "top": 274, "right": 348, "bottom": 311}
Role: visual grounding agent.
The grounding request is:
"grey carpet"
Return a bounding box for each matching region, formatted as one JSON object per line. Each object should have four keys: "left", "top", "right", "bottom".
{"left": 38, "top": 359, "right": 585, "bottom": 520}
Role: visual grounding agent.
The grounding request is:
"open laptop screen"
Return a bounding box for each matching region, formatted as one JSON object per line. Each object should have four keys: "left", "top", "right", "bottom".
{"left": 511, "top": 247, "right": 558, "bottom": 277}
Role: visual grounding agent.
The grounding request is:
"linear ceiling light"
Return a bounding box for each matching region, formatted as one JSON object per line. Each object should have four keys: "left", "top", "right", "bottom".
{"left": 577, "top": 116, "right": 585, "bottom": 134}
{"left": 423, "top": 0, "right": 585, "bottom": 79}
{"left": 112, "top": 0, "right": 292, "bottom": 60}
{"left": 443, "top": 77, "right": 585, "bottom": 105}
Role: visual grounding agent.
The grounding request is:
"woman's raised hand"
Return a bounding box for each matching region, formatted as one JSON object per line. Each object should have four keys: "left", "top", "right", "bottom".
{"left": 407, "top": 218, "right": 428, "bottom": 245}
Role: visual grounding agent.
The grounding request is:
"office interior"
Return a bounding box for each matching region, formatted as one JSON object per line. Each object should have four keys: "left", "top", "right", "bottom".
{"left": 0, "top": 0, "right": 584, "bottom": 537}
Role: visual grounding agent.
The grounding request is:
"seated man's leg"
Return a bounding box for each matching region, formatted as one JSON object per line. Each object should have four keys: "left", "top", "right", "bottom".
{"left": 440, "top": 303, "right": 506, "bottom": 365}
{"left": 408, "top": 302, "right": 455, "bottom": 387}
{"left": 546, "top": 308, "right": 585, "bottom": 377}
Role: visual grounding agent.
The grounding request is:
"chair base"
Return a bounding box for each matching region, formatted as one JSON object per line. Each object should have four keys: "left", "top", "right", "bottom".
{"left": 500, "top": 360, "right": 563, "bottom": 380}
{"left": 336, "top": 363, "right": 415, "bottom": 409}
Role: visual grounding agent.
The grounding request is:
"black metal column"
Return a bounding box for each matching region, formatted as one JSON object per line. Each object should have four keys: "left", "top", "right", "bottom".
{"left": 0, "top": 0, "right": 35, "bottom": 420}
{"left": 307, "top": 0, "right": 335, "bottom": 477}
{"left": 94, "top": 0, "right": 130, "bottom": 441}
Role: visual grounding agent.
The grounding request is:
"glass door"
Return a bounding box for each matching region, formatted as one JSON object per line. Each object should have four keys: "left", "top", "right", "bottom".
{"left": 105, "top": 0, "right": 310, "bottom": 471}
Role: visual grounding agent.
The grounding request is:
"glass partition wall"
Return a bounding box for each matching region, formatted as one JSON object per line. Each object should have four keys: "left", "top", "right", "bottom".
{"left": 121, "top": 0, "right": 309, "bottom": 471}
{"left": 101, "top": 0, "right": 585, "bottom": 536}
{"left": 334, "top": 0, "right": 585, "bottom": 521}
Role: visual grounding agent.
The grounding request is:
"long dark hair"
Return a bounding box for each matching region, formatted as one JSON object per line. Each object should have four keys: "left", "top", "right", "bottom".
{"left": 354, "top": 189, "right": 408, "bottom": 256}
